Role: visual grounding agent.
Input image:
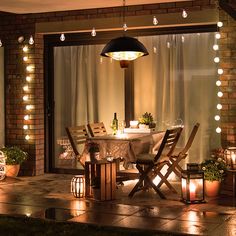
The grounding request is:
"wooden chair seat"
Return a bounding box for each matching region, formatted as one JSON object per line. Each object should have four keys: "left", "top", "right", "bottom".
{"left": 87, "top": 122, "right": 107, "bottom": 137}
{"left": 128, "top": 127, "right": 183, "bottom": 199}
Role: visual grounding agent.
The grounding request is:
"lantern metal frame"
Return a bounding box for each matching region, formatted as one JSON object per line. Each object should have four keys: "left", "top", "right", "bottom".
{"left": 71, "top": 175, "right": 85, "bottom": 198}
{"left": 224, "top": 147, "right": 236, "bottom": 170}
{"left": 181, "top": 163, "right": 205, "bottom": 204}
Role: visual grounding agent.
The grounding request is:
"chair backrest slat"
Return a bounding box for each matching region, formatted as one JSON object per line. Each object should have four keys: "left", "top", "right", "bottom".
{"left": 179, "top": 123, "right": 200, "bottom": 155}
{"left": 87, "top": 122, "right": 107, "bottom": 137}
{"left": 65, "top": 125, "right": 88, "bottom": 158}
{"left": 154, "top": 127, "right": 183, "bottom": 163}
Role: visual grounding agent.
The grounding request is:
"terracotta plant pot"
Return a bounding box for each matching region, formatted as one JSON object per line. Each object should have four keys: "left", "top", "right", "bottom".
{"left": 204, "top": 180, "right": 221, "bottom": 197}
{"left": 5, "top": 164, "right": 20, "bottom": 177}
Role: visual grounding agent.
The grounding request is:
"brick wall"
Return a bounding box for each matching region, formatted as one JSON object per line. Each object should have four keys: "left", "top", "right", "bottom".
{"left": 219, "top": 9, "right": 236, "bottom": 148}
{"left": 0, "top": 0, "right": 221, "bottom": 176}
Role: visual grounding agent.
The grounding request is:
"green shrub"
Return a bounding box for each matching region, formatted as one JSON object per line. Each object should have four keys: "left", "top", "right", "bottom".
{"left": 1, "top": 146, "right": 28, "bottom": 165}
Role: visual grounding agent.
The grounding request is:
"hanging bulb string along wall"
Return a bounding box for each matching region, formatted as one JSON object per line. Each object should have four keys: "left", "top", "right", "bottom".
{"left": 21, "top": 35, "right": 35, "bottom": 141}
{"left": 214, "top": 21, "right": 223, "bottom": 134}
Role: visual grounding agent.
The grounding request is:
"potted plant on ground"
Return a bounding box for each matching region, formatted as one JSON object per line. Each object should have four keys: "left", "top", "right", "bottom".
{"left": 201, "top": 156, "right": 227, "bottom": 197}
{"left": 138, "top": 112, "right": 156, "bottom": 129}
{"left": 0, "top": 146, "right": 28, "bottom": 177}
{"left": 88, "top": 142, "right": 100, "bottom": 162}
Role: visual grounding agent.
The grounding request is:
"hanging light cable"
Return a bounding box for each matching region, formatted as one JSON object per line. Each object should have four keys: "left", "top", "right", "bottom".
{"left": 100, "top": 0, "right": 148, "bottom": 68}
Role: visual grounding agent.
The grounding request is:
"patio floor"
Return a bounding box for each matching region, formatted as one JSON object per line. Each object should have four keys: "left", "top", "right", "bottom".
{"left": 0, "top": 173, "right": 235, "bottom": 235}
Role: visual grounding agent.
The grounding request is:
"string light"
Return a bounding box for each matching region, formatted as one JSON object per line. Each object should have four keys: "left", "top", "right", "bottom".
{"left": 25, "top": 135, "right": 30, "bottom": 140}
{"left": 24, "top": 115, "right": 30, "bottom": 120}
{"left": 214, "top": 115, "right": 220, "bottom": 121}
{"left": 26, "top": 65, "right": 34, "bottom": 72}
{"left": 217, "top": 91, "right": 223, "bottom": 97}
{"left": 213, "top": 44, "right": 219, "bottom": 51}
{"left": 29, "top": 35, "right": 34, "bottom": 45}
{"left": 214, "top": 57, "right": 220, "bottom": 63}
{"left": 23, "top": 125, "right": 29, "bottom": 130}
{"left": 182, "top": 9, "right": 188, "bottom": 18}
{"left": 23, "top": 45, "right": 28, "bottom": 52}
{"left": 123, "top": 23, "right": 128, "bottom": 31}
{"left": 23, "top": 56, "right": 28, "bottom": 62}
{"left": 23, "top": 95, "right": 29, "bottom": 101}
{"left": 181, "top": 35, "right": 185, "bottom": 43}
{"left": 60, "top": 33, "right": 65, "bottom": 41}
{"left": 215, "top": 33, "right": 221, "bottom": 39}
{"left": 91, "top": 27, "right": 96, "bottom": 37}
{"left": 0, "top": 40, "right": 2, "bottom": 47}
{"left": 218, "top": 68, "right": 223, "bottom": 75}
{"left": 26, "top": 105, "right": 33, "bottom": 110}
{"left": 153, "top": 16, "right": 158, "bottom": 25}
{"left": 217, "top": 104, "right": 222, "bottom": 110}
{"left": 26, "top": 76, "right": 32, "bottom": 82}
{"left": 23, "top": 85, "right": 29, "bottom": 92}
{"left": 217, "top": 22, "right": 223, "bottom": 28}
{"left": 153, "top": 46, "right": 157, "bottom": 54}
{"left": 216, "top": 127, "right": 221, "bottom": 133}
{"left": 216, "top": 80, "right": 221, "bottom": 86}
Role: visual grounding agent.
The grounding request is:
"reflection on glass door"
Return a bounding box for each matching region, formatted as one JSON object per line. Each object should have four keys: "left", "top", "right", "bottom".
{"left": 53, "top": 44, "right": 125, "bottom": 170}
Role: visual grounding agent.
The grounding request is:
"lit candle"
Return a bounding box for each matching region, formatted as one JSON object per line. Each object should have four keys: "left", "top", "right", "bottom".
{"left": 189, "top": 182, "right": 196, "bottom": 200}
{"left": 182, "top": 179, "right": 186, "bottom": 196}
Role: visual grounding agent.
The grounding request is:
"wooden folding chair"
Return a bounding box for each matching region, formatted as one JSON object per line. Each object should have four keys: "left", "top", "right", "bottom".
{"left": 87, "top": 122, "right": 107, "bottom": 137}
{"left": 156, "top": 123, "right": 200, "bottom": 190}
{"left": 65, "top": 125, "right": 89, "bottom": 167}
{"left": 128, "top": 127, "right": 183, "bottom": 198}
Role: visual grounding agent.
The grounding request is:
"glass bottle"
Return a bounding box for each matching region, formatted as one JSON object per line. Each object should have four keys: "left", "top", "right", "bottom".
{"left": 111, "top": 112, "right": 118, "bottom": 135}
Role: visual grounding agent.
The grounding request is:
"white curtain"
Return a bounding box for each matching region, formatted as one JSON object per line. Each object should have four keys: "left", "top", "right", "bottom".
{"left": 134, "top": 33, "right": 220, "bottom": 164}
{"left": 54, "top": 45, "right": 125, "bottom": 166}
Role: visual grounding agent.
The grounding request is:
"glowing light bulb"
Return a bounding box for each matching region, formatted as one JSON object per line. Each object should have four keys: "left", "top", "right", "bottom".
{"left": 217, "top": 22, "right": 223, "bottom": 28}
{"left": 100, "top": 57, "right": 103, "bottom": 64}
{"left": 123, "top": 23, "right": 128, "bottom": 31}
{"left": 26, "top": 105, "right": 33, "bottom": 110}
{"left": 23, "top": 56, "right": 28, "bottom": 62}
{"left": 215, "top": 33, "right": 221, "bottom": 39}
{"left": 25, "top": 135, "right": 30, "bottom": 140}
{"left": 24, "top": 115, "right": 30, "bottom": 120}
{"left": 216, "top": 80, "right": 221, "bottom": 86}
{"left": 216, "top": 127, "right": 221, "bottom": 133}
{"left": 214, "top": 57, "right": 220, "bottom": 63}
{"left": 218, "top": 69, "right": 223, "bottom": 75}
{"left": 91, "top": 27, "right": 96, "bottom": 37}
{"left": 213, "top": 44, "right": 219, "bottom": 51}
{"left": 26, "top": 76, "right": 32, "bottom": 82}
{"left": 217, "top": 91, "right": 223, "bottom": 97}
{"left": 181, "top": 35, "right": 185, "bottom": 43}
{"left": 23, "top": 85, "right": 29, "bottom": 92}
{"left": 217, "top": 104, "right": 222, "bottom": 110}
{"left": 0, "top": 39, "right": 2, "bottom": 47}
{"left": 29, "top": 35, "right": 34, "bottom": 45}
{"left": 23, "top": 45, "right": 28, "bottom": 52}
{"left": 23, "top": 95, "right": 29, "bottom": 101}
{"left": 153, "top": 16, "right": 158, "bottom": 25}
{"left": 60, "top": 33, "right": 65, "bottom": 41}
{"left": 167, "top": 42, "right": 170, "bottom": 48}
{"left": 182, "top": 9, "right": 188, "bottom": 18}
{"left": 26, "top": 65, "right": 34, "bottom": 72}
{"left": 215, "top": 115, "right": 220, "bottom": 121}
{"left": 23, "top": 125, "right": 29, "bottom": 130}
{"left": 153, "top": 46, "right": 157, "bottom": 54}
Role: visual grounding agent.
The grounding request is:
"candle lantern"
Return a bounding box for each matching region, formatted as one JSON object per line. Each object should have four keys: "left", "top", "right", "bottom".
{"left": 0, "top": 151, "right": 6, "bottom": 181}
{"left": 181, "top": 163, "right": 205, "bottom": 204}
{"left": 224, "top": 147, "right": 236, "bottom": 170}
{"left": 71, "top": 175, "right": 85, "bottom": 198}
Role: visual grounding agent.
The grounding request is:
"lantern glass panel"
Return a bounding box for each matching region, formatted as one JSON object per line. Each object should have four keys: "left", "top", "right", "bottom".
{"left": 181, "top": 170, "right": 204, "bottom": 204}
{"left": 71, "top": 175, "right": 85, "bottom": 198}
{"left": 224, "top": 147, "right": 236, "bottom": 170}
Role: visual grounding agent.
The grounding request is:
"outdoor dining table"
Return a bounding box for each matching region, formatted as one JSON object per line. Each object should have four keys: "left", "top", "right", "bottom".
{"left": 80, "top": 131, "right": 165, "bottom": 169}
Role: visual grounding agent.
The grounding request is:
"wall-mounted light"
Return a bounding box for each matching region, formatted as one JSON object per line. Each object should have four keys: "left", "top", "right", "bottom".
{"left": 29, "top": 35, "right": 34, "bottom": 45}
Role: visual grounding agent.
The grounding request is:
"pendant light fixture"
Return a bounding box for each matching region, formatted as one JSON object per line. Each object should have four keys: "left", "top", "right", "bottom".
{"left": 100, "top": 0, "right": 149, "bottom": 68}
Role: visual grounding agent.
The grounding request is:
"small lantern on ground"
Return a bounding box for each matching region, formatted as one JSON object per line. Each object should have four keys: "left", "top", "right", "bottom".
{"left": 0, "top": 151, "right": 6, "bottom": 181}
{"left": 71, "top": 175, "right": 85, "bottom": 198}
{"left": 181, "top": 163, "right": 205, "bottom": 204}
{"left": 224, "top": 147, "right": 236, "bottom": 170}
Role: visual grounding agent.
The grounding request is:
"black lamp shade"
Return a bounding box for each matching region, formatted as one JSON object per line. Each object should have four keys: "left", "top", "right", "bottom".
{"left": 101, "top": 36, "right": 149, "bottom": 61}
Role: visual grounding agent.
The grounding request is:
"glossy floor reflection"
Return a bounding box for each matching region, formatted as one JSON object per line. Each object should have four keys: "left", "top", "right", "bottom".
{"left": 0, "top": 174, "right": 236, "bottom": 235}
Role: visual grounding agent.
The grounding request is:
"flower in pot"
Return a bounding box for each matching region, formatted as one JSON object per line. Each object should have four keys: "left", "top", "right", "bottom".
{"left": 138, "top": 112, "right": 156, "bottom": 129}
{"left": 0, "top": 146, "right": 28, "bottom": 177}
{"left": 201, "top": 156, "right": 227, "bottom": 197}
{"left": 88, "top": 142, "right": 100, "bottom": 162}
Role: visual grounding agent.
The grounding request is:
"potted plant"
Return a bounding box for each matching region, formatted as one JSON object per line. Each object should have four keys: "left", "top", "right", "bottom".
{"left": 138, "top": 112, "right": 156, "bottom": 129}
{"left": 0, "top": 146, "right": 28, "bottom": 177}
{"left": 88, "top": 142, "right": 100, "bottom": 162}
{"left": 201, "top": 156, "right": 227, "bottom": 197}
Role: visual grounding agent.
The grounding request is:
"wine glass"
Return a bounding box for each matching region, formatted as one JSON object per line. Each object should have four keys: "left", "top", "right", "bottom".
{"left": 119, "top": 120, "right": 126, "bottom": 133}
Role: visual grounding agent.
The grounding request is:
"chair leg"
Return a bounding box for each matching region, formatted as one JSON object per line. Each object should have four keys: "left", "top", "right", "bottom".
{"left": 128, "top": 164, "right": 166, "bottom": 199}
